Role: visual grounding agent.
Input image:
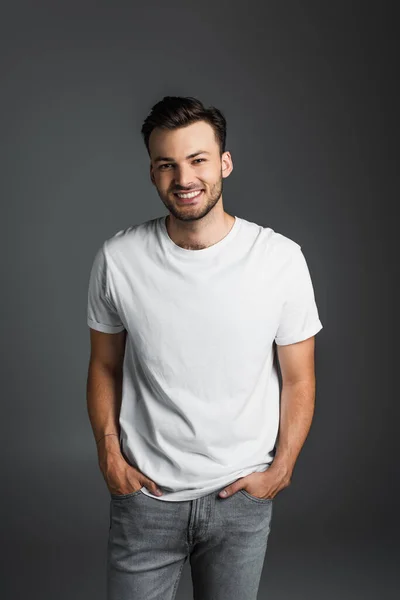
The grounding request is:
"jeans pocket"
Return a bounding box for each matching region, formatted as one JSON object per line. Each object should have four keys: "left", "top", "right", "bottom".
{"left": 238, "top": 489, "right": 273, "bottom": 504}
{"left": 110, "top": 487, "right": 143, "bottom": 500}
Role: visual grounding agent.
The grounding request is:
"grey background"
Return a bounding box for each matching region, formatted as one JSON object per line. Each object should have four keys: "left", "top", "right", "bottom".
{"left": 1, "top": 1, "right": 397, "bottom": 598}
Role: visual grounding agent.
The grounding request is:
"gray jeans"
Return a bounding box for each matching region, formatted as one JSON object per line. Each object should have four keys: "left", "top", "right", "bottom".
{"left": 107, "top": 486, "right": 273, "bottom": 600}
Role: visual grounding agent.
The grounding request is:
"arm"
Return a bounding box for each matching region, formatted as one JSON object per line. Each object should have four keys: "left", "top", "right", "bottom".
{"left": 219, "top": 246, "right": 323, "bottom": 500}
{"left": 218, "top": 334, "right": 318, "bottom": 499}
{"left": 86, "top": 327, "right": 163, "bottom": 496}
{"left": 273, "top": 335, "right": 317, "bottom": 476}
{"left": 86, "top": 245, "right": 162, "bottom": 496}
{"left": 86, "top": 328, "right": 127, "bottom": 463}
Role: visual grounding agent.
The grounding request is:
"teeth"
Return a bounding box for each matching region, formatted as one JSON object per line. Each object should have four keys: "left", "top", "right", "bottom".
{"left": 176, "top": 190, "right": 202, "bottom": 199}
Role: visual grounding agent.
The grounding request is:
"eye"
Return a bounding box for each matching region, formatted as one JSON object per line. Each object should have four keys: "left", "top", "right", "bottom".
{"left": 159, "top": 159, "right": 205, "bottom": 170}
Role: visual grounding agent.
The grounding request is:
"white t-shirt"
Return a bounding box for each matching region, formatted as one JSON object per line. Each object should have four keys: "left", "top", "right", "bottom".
{"left": 87, "top": 215, "right": 323, "bottom": 501}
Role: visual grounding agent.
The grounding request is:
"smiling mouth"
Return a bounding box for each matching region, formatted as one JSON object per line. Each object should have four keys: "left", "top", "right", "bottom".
{"left": 173, "top": 190, "right": 204, "bottom": 202}
{"left": 173, "top": 189, "right": 203, "bottom": 197}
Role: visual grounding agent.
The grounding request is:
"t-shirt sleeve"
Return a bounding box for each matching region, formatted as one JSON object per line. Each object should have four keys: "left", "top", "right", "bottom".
{"left": 87, "top": 244, "right": 125, "bottom": 334}
{"left": 274, "top": 246, "right": 323, "bottom": 346}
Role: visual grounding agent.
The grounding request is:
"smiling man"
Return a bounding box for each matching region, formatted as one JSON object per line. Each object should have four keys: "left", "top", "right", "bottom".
{"left": 86, "top": 95, "right": 323, "bottom": 600}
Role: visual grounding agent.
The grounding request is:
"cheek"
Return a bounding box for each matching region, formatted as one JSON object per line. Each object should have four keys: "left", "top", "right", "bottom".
{"left": 198, "top": 166, "right": 217, "bottom": 183}
{"left": 157, "top": 175, "right": 172, "bottom": 191}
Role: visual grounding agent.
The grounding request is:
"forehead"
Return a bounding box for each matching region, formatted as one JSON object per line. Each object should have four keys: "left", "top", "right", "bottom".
{"left": 149, "top": 120, "right": 217, "bottom": 159}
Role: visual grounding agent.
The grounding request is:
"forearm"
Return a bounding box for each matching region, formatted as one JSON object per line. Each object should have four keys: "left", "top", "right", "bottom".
{"left": 86, "top": 361, "right": 123, "bottom": 460}
{"left": 273, "top": 378, "right": 316, "bottom": 474}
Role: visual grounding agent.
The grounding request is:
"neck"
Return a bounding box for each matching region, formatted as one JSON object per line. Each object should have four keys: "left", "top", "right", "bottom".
{"left": 165, "top": 211, "right": 235, "bottom": 251}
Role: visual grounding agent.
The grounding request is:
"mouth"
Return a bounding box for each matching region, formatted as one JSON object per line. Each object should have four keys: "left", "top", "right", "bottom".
{"left": 173, "top": 189, "right": 204, "bottom": 204}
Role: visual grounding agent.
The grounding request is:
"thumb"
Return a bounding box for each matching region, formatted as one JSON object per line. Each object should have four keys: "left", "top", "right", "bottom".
{"left": 143, "top": 477, "right": 163, "bottom": 496}
{"left": 219, "top": 479, "right": 244, "bottom": 499}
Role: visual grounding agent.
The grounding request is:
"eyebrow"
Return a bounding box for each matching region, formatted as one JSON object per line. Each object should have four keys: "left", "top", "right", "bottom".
{"left": 153, "top": 150, "right": 211, "bottom": 163}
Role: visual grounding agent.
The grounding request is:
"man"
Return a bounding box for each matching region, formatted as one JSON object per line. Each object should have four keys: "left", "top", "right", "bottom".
{"left": 86, "top": 95, "right": 323, "bottom": 600}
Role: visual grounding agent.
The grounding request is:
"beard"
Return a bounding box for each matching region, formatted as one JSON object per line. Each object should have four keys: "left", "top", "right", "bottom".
{"left": 158, "top": 176, "right": 224, "bottom": 223}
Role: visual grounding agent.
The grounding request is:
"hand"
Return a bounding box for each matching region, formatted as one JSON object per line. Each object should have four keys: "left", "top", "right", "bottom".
{"left": 218, "top": 463, "right": 292, "bottom": 500}
{"left": 98, "top": 441, "right": 163, "bottom": 497}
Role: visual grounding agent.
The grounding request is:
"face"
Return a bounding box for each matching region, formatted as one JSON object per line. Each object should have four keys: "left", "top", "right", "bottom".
{"left": 149, "top": 120, "right": 233, "bottom": 222}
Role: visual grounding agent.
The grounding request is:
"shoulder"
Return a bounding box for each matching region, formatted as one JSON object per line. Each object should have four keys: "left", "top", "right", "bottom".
{"left": 103, "top": 217, "right": 158, "bottom": 261}
{"left": 239, "top": 216, "right": 301, "bottom": 263}
{"left": 268, "top": 230, "right": 301, "bottom": 255}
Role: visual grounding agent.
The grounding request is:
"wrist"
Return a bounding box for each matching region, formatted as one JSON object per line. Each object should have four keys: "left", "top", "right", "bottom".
{"left": 96, "top": 432, "right": 119, "bottom": 445}
{"left": 270, "top": 455, "right": 294, "bottom": 477}
{"left": 96, "top": 433, "right": 122, "bottom": 459}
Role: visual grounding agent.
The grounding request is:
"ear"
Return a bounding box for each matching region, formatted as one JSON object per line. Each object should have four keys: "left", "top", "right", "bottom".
{"left": 221, "top": 151, "right": 233, "bottom": 178}
{"left": 150, "top": 164, "right": 155, "bottom": 186}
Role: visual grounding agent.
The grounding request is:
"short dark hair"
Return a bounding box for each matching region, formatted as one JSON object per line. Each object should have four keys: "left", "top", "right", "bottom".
{"left": 141, "top": 96, "right": 227, "bottom": 158}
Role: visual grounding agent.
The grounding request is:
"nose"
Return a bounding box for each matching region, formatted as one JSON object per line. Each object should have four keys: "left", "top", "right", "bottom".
{"left": 173, "top": 164, "right": 197, "bottom": 189}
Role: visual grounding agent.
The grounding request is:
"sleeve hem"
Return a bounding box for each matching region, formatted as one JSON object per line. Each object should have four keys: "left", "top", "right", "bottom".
{"left": 275, "top": 320, "right": 323, "bottom": 346}
{"left": 87, "top": 318, "right": 125, "bottom": 334}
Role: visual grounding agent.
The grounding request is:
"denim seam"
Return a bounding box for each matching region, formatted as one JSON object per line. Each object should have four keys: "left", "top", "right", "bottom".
{"left": 170, "top": 556, "right": 186, "bottom": 600}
